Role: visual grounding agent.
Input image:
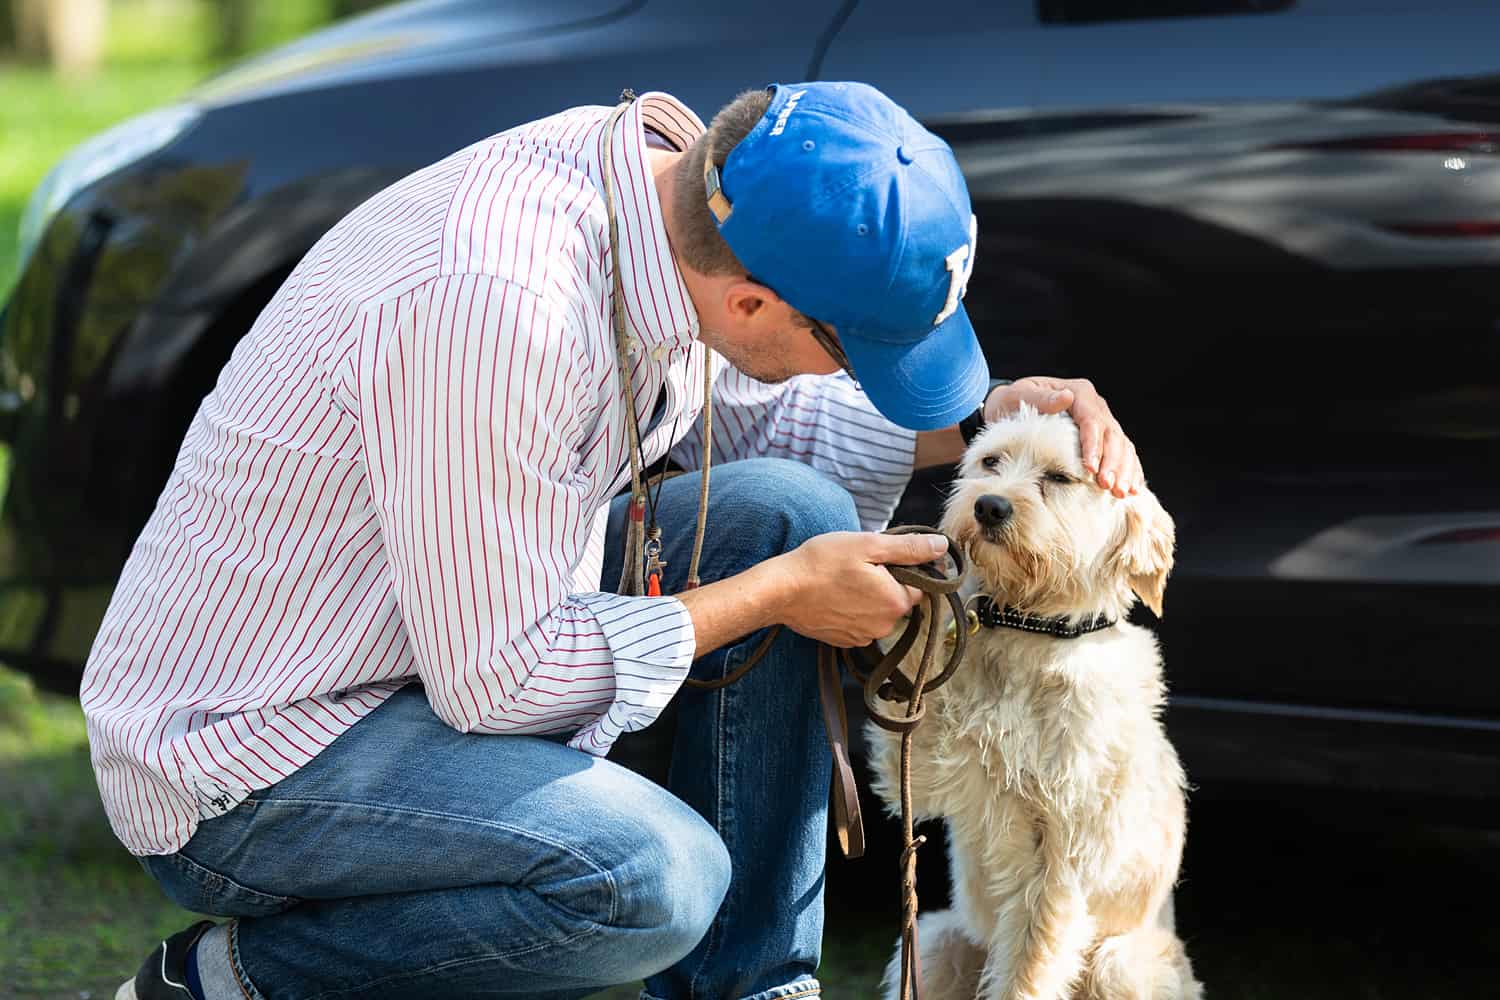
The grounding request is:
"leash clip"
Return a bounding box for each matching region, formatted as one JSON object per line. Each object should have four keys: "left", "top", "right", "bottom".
{"left": 944, "top": 595, "right": 982, "bottom": 646}
{"left": 643, "top": 532, "right": 666, "bottom": 597}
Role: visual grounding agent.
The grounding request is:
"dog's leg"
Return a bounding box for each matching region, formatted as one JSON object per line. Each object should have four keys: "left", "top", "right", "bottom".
{"left": 1079, "top": 927, "right": 1203, "bottom": 1000}
{"left": 977, "top": 819, "right": 1095, "bottom": 1000}
{"left": 879, "top": 908, "right": 987, "bottom": 1000}
{"left": 1154, "top": 894, "right": 1176, "bottom": 933}
{"left": 1080, "top": 752, "right": 1196, "bottom": 999}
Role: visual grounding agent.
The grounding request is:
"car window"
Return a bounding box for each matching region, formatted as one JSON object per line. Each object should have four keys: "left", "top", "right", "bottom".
{"left": 1038, "top": 0, "right": 1295, "bottom": 24}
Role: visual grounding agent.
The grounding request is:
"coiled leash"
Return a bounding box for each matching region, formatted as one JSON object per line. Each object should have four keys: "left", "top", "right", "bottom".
{"left": 602, "top": 92, "right": 970, "bottom": 1000}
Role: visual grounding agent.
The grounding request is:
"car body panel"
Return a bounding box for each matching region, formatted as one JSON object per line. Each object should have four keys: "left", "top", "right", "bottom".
{"left": 827, "top": 2, "right": 1500, "bottom": 727}
{"left": 193, "top": 0, "right": 644, "bottom": 105}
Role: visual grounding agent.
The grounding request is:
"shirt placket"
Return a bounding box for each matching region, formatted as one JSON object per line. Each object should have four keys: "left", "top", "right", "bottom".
{"left": 639, "top": 347, "right": 687, "bottom": 465}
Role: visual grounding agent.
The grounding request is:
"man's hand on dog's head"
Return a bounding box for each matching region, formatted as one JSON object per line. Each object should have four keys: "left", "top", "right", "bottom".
{"left": 985, "top": 377, "right": 1143, "bottom": 499}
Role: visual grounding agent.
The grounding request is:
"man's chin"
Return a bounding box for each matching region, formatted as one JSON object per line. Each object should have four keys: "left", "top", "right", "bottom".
{"left": 735, "top": 364, "right": 794, "bottom": 385}
{"left": 714, "top": 349, "right": 794, "bottom": 385}
{"left": 697, "top": 328, "right": 800, "bottom": 385}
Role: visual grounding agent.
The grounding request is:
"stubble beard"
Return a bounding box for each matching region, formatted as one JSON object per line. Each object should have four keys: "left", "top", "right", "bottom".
{"left": 696, "top": 326, "right": 798, "bottom": 385}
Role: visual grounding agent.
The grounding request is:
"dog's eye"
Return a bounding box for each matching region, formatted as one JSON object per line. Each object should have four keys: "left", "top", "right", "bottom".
{"left": 981, "top": 455, "right": 1000, "bottom": 470}
{"left": 1043, "top": 471, "right": 1074, "bottom": 485}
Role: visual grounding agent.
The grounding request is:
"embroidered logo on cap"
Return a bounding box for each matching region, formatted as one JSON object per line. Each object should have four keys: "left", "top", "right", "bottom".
{"left": 769, "top": 89, "right": 809, "bottom": 137}
{"left": 934, "top": 215, "right": 979, "bottom": 325}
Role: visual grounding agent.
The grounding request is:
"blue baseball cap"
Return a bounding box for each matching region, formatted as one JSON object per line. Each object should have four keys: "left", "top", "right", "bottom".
{"left": 707, "top": 81, "right": 989, "bottom": 431}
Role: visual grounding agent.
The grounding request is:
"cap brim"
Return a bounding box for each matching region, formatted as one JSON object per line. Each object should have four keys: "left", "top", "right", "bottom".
{"left": 840, "top": 304, "right": 989, "bottom": 432}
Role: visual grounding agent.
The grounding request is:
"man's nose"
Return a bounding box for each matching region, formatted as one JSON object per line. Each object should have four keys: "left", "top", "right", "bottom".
{"left": 974, "top": 494, "right": 1013, "bottom": 527}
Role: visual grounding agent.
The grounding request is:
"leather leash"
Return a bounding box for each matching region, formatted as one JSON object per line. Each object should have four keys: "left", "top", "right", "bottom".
{"left": 685, "top": 525, "right": 970, "bottom": 1000}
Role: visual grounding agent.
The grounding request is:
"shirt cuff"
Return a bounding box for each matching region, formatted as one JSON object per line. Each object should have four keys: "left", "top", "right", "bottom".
{"left": 566, "top": 593, "right": 696, "bottom": 756}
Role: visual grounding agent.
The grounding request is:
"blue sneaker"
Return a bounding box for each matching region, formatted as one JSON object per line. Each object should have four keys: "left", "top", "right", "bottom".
{"left": 115, "top": 920, "right": 215, "bottom": 1000}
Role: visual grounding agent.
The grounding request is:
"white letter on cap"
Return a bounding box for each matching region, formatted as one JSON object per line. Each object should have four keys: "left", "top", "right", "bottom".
{"left": 933, "top": 215, "right": 979, "bottom": 326}
{"left": 769, "top": 89, "right": 808, "bottom": 137}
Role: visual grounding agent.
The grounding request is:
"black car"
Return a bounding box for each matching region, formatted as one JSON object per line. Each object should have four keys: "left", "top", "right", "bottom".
{"left": 4, "top": 0, "right": 1498, "bottom": 814}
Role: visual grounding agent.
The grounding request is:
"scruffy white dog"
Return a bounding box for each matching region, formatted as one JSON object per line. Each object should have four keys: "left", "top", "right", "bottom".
{"left": 869, "top": 405, "right": 1201, "bottom": 1000}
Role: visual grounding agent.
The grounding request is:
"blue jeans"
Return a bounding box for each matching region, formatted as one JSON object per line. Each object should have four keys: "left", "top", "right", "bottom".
{"left": 139, "top": 458, "right": 859, "bottom": 1000}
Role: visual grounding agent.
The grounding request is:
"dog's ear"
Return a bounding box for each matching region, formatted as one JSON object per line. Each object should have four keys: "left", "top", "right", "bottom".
{"left": 1113, "top": 491, "right": 1175, "bottom": 618}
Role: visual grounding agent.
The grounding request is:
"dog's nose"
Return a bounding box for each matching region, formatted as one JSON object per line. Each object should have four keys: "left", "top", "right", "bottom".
{"left": 974, "top": 494, "right": 1013, "bottom": 527}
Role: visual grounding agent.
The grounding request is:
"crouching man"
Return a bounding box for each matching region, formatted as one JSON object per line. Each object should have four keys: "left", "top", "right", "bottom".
{"left": 87, "top": 81, "right": 1141, "bottom": 1000}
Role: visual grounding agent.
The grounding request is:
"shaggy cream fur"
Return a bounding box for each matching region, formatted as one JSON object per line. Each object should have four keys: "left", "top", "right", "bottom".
{"left": 868, "top": 406, "right": 1202, "bottom": 1000}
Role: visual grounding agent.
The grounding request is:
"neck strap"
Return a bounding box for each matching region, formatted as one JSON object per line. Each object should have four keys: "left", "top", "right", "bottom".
{"left": 601, "top": 91, "right": 715, "bottom": 596}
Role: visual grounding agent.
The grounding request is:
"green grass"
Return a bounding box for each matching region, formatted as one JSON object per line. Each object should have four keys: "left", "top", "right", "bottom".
{"left": 0, "top": 0, "right": 352, "bottom": 294}
{"left": 1, "top": 3, "right": 199, "bottom": 292}
{"left": 0, "top": 665, "right": 201, "bottom": 997}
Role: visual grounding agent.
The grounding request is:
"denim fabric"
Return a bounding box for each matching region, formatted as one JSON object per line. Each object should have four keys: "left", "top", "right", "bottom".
{"left": 138, "top": 457, "right": 859, "bottom": 1000}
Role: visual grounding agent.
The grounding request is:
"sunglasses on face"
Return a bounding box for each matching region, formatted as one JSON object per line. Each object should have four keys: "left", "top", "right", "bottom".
{"left": 807, "top": 317, "right": 858, "bottom": 385}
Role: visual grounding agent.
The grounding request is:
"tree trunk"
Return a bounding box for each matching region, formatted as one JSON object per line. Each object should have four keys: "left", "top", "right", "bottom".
{"left": 212, "top": 0, "right": 252, "bottom": 59}
{"left": 14, "top": 0, "right": 107, "bottom": 76}
{"left": 333, "top": 0, "right": 395, "bottom": 17}
{"left": 0, "top": 0, "right": 15, "bottom": 55}
{"left": 12, "top": 0, "right": 47, "bottom": 62}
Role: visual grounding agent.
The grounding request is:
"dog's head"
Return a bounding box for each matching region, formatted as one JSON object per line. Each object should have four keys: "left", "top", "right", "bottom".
{"left": 941, "top": 404, "right": 1175, "bottom": 621}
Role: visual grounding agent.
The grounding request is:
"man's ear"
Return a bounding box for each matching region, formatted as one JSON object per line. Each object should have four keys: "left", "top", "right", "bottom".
{"left": 724, "top": 279, "right": 773, "bottom": 324}
{"left": 1113, "top": 491, "right": 1175, "bottom": 618}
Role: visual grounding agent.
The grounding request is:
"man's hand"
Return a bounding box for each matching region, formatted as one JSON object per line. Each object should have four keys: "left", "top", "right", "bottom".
{"left": 985, "top": 377, "right": 1142, "bottom": 497}
{"left": 773, "top": 531, "right": 943, "bottom": 647}
{"left": 677, "top": 530, "right": 940, "bottom": 660}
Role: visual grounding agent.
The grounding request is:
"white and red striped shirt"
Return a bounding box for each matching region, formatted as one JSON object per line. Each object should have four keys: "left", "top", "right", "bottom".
{"left": 81, "top": 93, "right": 918, "bottom": 856}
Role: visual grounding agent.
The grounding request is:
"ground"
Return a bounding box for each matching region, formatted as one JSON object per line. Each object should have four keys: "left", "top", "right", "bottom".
{"left": 6, "top": 658, "right": 1500, "bottom": 998}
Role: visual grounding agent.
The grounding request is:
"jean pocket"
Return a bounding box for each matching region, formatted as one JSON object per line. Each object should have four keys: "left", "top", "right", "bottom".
{"left": 140, "top": 850, "right": 300, "bottom": 918}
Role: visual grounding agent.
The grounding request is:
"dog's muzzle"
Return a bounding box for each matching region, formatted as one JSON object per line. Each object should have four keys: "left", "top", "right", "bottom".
{"left": 974, "top": 494, "right": 1013, "bottom": 531}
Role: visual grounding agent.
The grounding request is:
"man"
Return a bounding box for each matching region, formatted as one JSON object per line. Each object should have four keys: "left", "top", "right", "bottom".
{"left": 87, "top": 82, "right": 1142, "bottom": 999}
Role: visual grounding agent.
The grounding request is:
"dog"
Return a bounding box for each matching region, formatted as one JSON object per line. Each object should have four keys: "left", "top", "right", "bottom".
{"left": 868, "top": 405, "right": 1202, "bottom": 1000}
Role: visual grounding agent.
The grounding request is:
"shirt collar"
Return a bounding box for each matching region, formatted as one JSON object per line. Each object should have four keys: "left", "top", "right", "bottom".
{"left": 602, "top": 91, "right": 705, "bottom": 353}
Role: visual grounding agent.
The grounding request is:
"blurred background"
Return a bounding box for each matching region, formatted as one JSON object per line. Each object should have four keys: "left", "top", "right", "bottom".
{"left": 0, "top": 0, "right": 394, "bottom": 290}
{"left": 3, "top": 0, "right": 1500, "bottom": 997}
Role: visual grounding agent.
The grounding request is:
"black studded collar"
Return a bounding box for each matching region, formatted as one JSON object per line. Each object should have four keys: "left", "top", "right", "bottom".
{"left": 972, "top": 596, "right": 1116, "bottom": 639}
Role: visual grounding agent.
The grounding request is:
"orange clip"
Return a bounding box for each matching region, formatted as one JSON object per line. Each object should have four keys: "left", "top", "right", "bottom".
{"left": 647, "top": 572, "right": 662, "bottom": 597}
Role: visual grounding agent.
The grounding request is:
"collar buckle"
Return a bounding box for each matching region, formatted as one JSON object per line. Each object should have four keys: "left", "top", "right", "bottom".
{"left": 705, "top": 159, "right": 733, "bottom": 224}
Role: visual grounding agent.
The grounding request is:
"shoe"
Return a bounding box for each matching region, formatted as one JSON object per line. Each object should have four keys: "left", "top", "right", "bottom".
{"left": 115, "top": 920, "right": 216, "bottom": 1000}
